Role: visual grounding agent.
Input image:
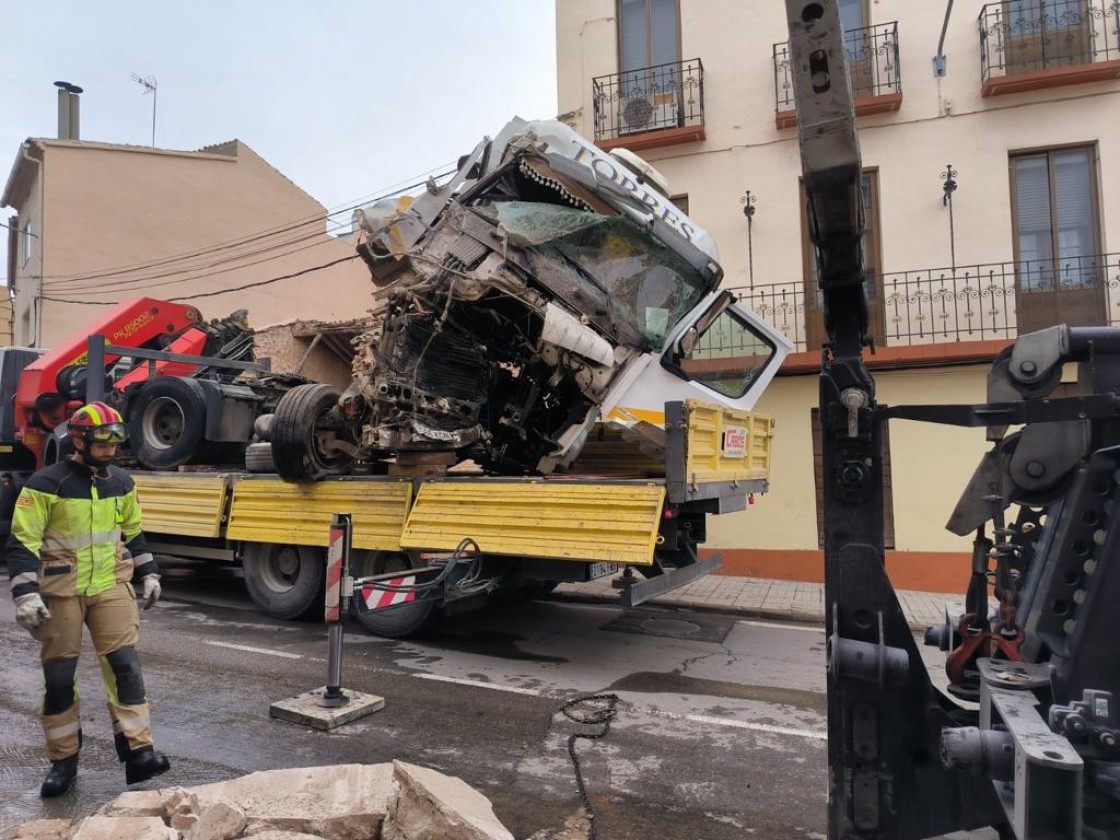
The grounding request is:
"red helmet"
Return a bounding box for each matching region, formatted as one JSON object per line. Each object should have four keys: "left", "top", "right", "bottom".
{"left": 69, "top": 402, "right": 128, "bottom": 444}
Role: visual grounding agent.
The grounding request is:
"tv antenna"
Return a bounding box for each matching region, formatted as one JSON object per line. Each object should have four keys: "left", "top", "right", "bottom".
{"left": 130, "top": 72, "right": 158, "bottom": 146}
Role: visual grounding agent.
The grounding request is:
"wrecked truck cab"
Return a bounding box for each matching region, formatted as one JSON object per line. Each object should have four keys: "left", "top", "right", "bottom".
{"left": 269, "top": 119, "right": 790, "bottom": 481}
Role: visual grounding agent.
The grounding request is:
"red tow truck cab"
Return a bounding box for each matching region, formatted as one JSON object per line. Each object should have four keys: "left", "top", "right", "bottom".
{"left": 11, "top": 298, "right": 209, "bottom": 470}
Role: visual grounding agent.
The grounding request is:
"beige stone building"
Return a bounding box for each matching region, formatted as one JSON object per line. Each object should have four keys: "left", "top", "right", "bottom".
{"left": 2, "top": 108, "right": 374, "bottom": 372}
{"left": 556, "top": 0, "right": 1120, "bottom": 589}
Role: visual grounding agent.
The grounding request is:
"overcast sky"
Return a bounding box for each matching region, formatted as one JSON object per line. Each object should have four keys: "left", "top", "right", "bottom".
{"left": 1, "top": 0, "right": 558, "bottom": 283}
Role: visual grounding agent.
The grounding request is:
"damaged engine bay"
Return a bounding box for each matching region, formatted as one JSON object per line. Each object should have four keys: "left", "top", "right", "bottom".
{"left": 269, "top": 119, "right": 788, "bottom": 481}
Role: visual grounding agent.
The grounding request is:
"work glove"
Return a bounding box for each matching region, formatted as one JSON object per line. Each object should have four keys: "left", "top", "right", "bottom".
{"left": 14, "top": 593, "right": 51, "bottom": 631}
{"left": 140, "top": 574, "right": 161, "bottom": 610}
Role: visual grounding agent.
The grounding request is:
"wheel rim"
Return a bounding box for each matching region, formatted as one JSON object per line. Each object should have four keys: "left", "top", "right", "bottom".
{"left": 259, "top": 546, "right": 302, "bottom": 593}
{"left": 143, "top": 397, "right": 186, "bottom": 451}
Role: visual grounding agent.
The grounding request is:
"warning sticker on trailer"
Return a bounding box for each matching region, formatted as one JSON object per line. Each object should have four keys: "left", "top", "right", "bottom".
{"left": 361, "top": 577, "right": 418, "bottom": 611}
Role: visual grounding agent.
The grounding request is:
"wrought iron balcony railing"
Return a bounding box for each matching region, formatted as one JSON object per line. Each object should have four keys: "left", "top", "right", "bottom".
{"left": 734, "top": 253, "right": 1120, "bottom": 353}
{"left": 592, "top": 58, "right": 704, "bottom": 143}
{"left": 774, "top": 21, "right": 901, "bottom": 111}
{"left": 979, "top": 0, "right": 1120, "bottom": 84}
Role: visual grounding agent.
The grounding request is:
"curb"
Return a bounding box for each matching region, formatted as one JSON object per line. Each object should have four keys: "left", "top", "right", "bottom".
{"left": 547, "top": 588, "right": 938, "bottom": 633}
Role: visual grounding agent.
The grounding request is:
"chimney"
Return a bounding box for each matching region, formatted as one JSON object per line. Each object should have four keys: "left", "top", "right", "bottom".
{"left": 53, "top": 81, "right": 83, "bottom": 141}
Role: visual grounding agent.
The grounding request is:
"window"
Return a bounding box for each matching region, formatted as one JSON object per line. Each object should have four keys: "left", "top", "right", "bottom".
{"left": 21, "top": 220, "right": 33, "bottom": 267}
{"left": 679, "top": 307, "right": 776, "bottom": 399}
{"left": 616, "top": 0, "right": 682, "bottom": 135}
{"left": 1011, "top": 145, "right": 1103, "bottom": 332}
{"left": 618, "top": 0, "right": 680, "bottom": 74}
{"left": 811, "top": 408, "right": 894, "bottom": 549}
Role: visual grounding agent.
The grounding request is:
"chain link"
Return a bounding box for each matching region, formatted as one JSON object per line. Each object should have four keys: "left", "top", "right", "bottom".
{"left": 557, "top": 693, "right": 620, "bottom": 840}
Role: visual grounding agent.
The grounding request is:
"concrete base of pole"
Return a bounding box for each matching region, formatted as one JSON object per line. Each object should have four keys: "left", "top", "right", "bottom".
{"left": 269, "top": 687, "right": 385, "bottom": 731}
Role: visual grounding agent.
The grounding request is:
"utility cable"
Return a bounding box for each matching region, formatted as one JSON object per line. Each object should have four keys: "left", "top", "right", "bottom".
{"left": 38, "top": 164, "right": 455, "bottom": 286}
{"left": 41, "top": 253, "right": 362, "bottom": 305}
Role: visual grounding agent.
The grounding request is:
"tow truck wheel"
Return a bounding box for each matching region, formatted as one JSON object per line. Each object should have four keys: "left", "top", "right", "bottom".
{"left": 128, "top": 377, "right": 207, "bottom": 470}
{"left": 350, "top": 550, "right": 439, "bottom": 638}
{"left": 271, "top": 384, "right": 349, "bottom": 482}
{"left": 242, "top": 542, "right": 325, "bottom": 620}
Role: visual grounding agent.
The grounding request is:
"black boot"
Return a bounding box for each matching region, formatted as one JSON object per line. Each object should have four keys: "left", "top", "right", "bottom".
{"left": 124, "top": 747, "right": 170, "bottom": 785}
{"left": 40, "top": 755, "right": 78, "bottom": 798}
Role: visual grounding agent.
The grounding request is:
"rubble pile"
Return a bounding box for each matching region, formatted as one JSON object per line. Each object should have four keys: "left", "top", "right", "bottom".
{"left": 7, "top": 762, "right": 515, "bottom": 840}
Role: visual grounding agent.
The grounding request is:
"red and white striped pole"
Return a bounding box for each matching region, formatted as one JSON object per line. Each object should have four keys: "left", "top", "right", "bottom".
{"left": 319, "top": 513, "right": 352, "bottom": 708}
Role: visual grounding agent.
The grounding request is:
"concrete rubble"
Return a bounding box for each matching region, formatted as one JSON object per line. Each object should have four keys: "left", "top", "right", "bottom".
{"left": 5, "top": 762, "right": 516, "bottom": 840}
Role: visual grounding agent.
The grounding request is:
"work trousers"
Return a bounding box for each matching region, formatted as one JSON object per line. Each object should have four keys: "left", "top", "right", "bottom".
{"left": 31, "top": 581, "right": 154, "bottom": 761}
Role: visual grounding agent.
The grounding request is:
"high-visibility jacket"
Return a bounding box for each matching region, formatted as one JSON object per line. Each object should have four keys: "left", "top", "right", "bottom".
{"left": 6, "top": 459, "right": 156, "bottom": 601}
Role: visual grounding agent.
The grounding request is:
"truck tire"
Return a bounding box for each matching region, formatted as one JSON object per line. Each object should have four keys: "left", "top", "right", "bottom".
{"left": 242, "top": 542, "right": 325, "bottom": 620}
{"left": 243, "top": 442, "right": 275, "bottom": 473}
{"left": 350, "top": 551, "right": 439, "bottom": 638}
{"left": 129, "top": 377, "right": 207, "bottom": 470}
{"left": 271, "top": 384, "right": 347, "bottom": 482}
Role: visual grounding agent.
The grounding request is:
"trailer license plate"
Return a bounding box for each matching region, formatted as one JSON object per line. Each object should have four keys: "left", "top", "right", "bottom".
{"left": 588, "top": 562, "right": 617, "bottom": 580}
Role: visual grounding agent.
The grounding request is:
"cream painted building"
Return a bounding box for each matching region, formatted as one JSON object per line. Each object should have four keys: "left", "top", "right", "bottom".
{"left": 2, "top": 119, "right": 374, "bottom": 357}
{"left": 556, "top": 0, "right": 1120, "bottom": 589}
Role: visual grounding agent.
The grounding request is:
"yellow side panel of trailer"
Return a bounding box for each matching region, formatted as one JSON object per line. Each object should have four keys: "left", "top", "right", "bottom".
{"left": 226, "top": 477, "right": 412, "bottom": 551}
{"left": 684, "top": 401, "right": 773, "bottom": 484}
{"left": 133, "top": 473, "right": 229, "bottom": 539}
{"left": 401, "top": 481, "right": 665, "bottom": 565}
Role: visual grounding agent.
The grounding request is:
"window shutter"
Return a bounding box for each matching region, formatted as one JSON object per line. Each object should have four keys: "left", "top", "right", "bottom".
{"left": 649, "top": 0, "right": 679, "bottom": 67}
{"left": 1053, "top": 149, "right": 1092, "bottom": 233}
{"left": 1014, "top": 155, "right": 1052, "bottom": 236}
{"left": 619, "top": 0, "right": 649, "bottom": 74}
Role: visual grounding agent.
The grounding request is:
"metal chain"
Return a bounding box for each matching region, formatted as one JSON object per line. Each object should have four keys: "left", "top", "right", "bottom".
{"left": 558, "top": 693, "right": 620, "bottom": 840}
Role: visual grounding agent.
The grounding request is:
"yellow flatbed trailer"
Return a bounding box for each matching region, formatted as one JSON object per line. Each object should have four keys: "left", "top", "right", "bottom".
{"left": 133, "top": 401, "right": 774, "bottom": 637}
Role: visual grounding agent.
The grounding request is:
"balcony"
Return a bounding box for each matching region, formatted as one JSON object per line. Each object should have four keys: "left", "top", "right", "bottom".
{"left": 773, "top": 21, "right": 903, "bottom": 129}
{"left": 592, "top": 58, "right": 705, "bottom": 151}
{"left": 737, "top": 253, "right": 1120, "bottom": 360}
{"left": 979, "top": 0, "right": 1120, "bottom": 97}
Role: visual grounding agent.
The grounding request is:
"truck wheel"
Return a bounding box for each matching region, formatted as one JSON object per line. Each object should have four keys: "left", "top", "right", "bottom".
{"left": 244, "top": 442, "right": 275, "bottom": 473}
{"left": 242, "top": 542, "right": 325, "bottom": 620}
{"left": 128, "top": 378, "right": 207, "bottom": 470}
{"left": 271, "top": 384, "right": 348, "bottom": 482}
{"left": 350, "top": 551, "right": 439, "bottom": 638}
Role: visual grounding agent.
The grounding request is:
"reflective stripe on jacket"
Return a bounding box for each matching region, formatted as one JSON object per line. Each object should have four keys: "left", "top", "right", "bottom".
{"left": 6, "top": 459, "right": 155, "bottom": 599}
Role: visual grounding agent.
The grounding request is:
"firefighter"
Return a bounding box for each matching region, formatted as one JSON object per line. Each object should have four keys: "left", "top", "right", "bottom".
{"left": 6, "top": 402, "right": 171, "bottom": 798}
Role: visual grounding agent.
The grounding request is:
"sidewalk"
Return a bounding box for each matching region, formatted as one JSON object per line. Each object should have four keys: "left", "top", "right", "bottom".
{"left": 553, "top": 573, "right": 962, "bottom": 632}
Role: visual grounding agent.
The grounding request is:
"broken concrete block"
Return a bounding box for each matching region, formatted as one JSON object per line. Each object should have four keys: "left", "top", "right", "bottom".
{"left": 185, "top": 803, "right": 246, "bottom": 840}
{"left": 94, "top": 789, "right": 165, "bottom": 818}
{"left": 70, "top": 816, "right": 176, "bottom": 840}
{"left": 170, "top": 814, "right": 197, "bottom": 833}
{"left": 10, "top": 819, "right": 73, "bottom": 839}
{"left": 236, "top": 833, "right": 328, "bottom": 840}
{"left": 382, "top": 761, "right": 514, "bottom": 840}
{"left": 189, "top": 763, "right": 394, "bottom": 839}
{"left": 154, "top": 786, "right": 200, "bottom": 832}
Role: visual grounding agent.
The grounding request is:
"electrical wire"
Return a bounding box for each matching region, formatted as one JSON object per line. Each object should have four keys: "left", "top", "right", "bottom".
{"left": 37, "top": 163, "right": 455, "bottom": 286}
{"left": 41, "top": 253, "right": 362, "bottom": 305}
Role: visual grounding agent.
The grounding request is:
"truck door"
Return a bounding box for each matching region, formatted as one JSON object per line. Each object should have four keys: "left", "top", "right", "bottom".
{"left": 603, "top": 290, "right": 792, "bottom": 422}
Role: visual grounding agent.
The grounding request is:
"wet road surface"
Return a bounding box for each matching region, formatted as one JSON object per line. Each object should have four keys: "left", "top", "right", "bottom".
{"left": 0, "top": 559, "right": 834, "bottom": 839}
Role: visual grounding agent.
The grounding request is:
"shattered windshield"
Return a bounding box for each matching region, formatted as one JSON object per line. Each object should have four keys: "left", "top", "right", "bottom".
{"left": 490, "top": 202, "right": 713, "bottom": 350}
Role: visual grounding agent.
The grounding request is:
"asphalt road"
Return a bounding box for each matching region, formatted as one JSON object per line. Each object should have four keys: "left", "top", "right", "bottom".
{"left": 0, "top": 559, "right": 837, "bottom": 839}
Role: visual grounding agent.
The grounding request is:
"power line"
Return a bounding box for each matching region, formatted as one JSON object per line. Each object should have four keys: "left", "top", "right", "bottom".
{"left": 51, "top": 235, "right": 347, "bottom": 298}
{"left": 37, "top": 162, "right": 455, "bottom": 285}
{"left": 42, "top": 254, "right": 363, "bottom": 305}
{"left": 42, "top": 168, "right": 453, "bottom": 294}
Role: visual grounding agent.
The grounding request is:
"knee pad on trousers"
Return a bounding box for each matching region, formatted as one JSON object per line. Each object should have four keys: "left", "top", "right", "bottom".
{"left": 42, "top": 658, "right": 79, "bottom": 715}
{"left": 104, "top": 647, "right": 146, "bottom": 706}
